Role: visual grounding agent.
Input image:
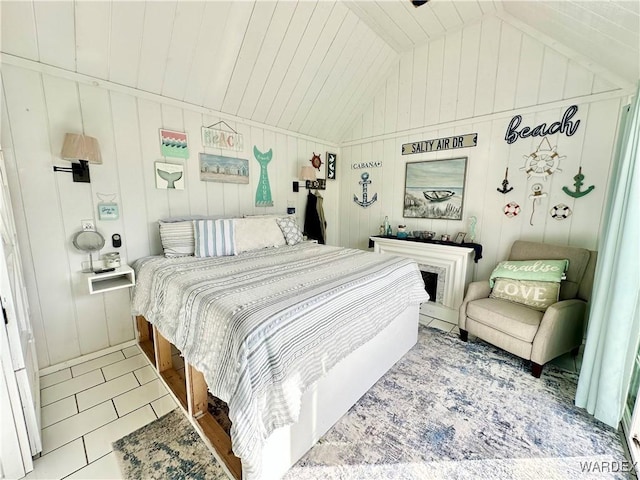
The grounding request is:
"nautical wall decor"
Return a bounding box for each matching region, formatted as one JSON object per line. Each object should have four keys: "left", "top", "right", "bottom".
{"left": 199, "top": 153, "right": 249, "bottom": 184}
{"left": 309, "top": 152, "right": 323, "bottom": 171}
{"left": 155, "top": 162, "right": 185, "bottom": 189}
{"left": 496, "top": 167, "right": 514, "bottom": 194}
{"left": 563, "top": 166, "right": 595, "bottom": 198}
{"left": 353, "top": 172, "right": 378, "bottom": 208}
{"left": 402, "top": 133, "right": 477, "bottom": 155}
{"left": 528, "top": 183, "right": 547, "bottom": 226}
{"left": 550, "top": 203, "right": 572, "bottom": 220}
{"left": 327, "top": 152, "right": 337, "bottom": 180}
{"left": 201, "top": 121, "right": 244, "bottom": 151}
{"left": 404, "top": 157, "right": 467, "bottom": 220}
{"left": 160, "top": 129, "right": 189, "bottom": 159}
{"left": 521, "top": 137, "right": 564, "bottom": 179}
{"left": 505, "top": 105, "right": 580, "bottom": 144}
{"left": 351, "top": 161, "right": 382, "bottom": 169}
{"left": 254, "top": 146, "right": 273, "bottom": 207}
{"left": 504, "top": 202, "right": 521, "bottom": 217}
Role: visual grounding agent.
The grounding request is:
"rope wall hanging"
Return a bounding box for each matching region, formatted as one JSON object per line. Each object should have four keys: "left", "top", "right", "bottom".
{"left": 528, "top": 183, "right": 547, "bottom": 226}
{"left": 497, "top": 167, "right": 514, "bottom": 194}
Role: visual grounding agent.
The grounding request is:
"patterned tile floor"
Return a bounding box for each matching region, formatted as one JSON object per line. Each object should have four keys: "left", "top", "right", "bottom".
{"left": 23, "top": 315, "right": 580, "bottom": 479}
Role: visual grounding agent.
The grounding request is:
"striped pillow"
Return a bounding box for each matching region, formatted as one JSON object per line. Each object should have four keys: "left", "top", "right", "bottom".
{"left": 194, "top": 219, "right": 236, "bottom": 257}
{"left": 159, "top": 220, "right": 194, "bottom": 257}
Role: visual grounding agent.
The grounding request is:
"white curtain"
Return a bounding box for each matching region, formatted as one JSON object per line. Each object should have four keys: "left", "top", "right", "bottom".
{"left": 575, "top": 82, "right": 640, "bottom": 428}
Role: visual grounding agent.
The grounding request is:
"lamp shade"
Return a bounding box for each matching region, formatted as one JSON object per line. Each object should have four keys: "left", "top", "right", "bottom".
{"left": 299, "top": 166, "right": 317, "bottom": 181}
{"left": 61, "top": 133, "right": 102, "bottom": 164}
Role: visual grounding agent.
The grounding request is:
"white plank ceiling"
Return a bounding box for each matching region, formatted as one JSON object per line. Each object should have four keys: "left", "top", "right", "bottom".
{"left": 1, "top": 0, "right": 638, "bottom": 144}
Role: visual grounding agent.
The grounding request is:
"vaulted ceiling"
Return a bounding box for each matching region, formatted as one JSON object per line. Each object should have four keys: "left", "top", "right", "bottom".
{"left": 1, "top": 1, "right": 638, "bottom": 144}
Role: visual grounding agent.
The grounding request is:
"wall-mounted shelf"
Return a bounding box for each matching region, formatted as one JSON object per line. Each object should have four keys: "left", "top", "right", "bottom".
{"left": 84, "top": 265, "right": 136, "bottom": 295}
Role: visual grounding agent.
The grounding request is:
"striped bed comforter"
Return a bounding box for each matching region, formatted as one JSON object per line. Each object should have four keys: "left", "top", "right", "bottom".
{"left": 132, "top": 242, "right": 428, "bottom": 479}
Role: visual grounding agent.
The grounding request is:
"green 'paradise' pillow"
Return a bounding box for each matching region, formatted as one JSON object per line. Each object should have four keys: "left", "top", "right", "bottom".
{"left": 489, "top": 259, "right": 568, "bottom": 287}
{"left": 490, "top": 278, "right": 560, "bottom": 311}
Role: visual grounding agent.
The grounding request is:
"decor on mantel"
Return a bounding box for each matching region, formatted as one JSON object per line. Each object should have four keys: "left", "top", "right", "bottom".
{"left": 467, "top": 215, "right": 477, "bottom": 242}
{"left": 201, "top": 121, "right": 244, "bottom": 152}
{"left": 563, "top": 166, "right": 595, "bottom": 198}
{"left": 54, "top": 133, "right": 102, "bottom": 183}
{"left": 159, "top": 129, "right": 189, "bottom": 159}
{"left": 155, "top": 162, "right": 184, "bottom": 190}
{"left": 199, "top": 153, "right": 249, "bottom": 184}
{"left": 353, "top": 172, "right": 378, "bottom": 208}
{"left": 496, "top": 167, "right": 514, "bottom": 194}
{"left": 254, "top": 146, "right": 273, "bottom": 207}
{"left": 528, "top": 183, "right": 547, "bottom": 226}
{"left": 404, "top": 157, "right": 467, "bottom": 220}
{"left": 521, "top": 137, "right": 564, "bottom": 179}
{"left": 504, "top": 104, "right": 581, "bottom": 144}
{"left": 402, "top": 133, "right": 477, "bottom": 155}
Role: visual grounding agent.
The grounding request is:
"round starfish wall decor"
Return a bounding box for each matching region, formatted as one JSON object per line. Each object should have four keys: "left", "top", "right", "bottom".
{"left": 521, "top": 137, "right": 564, "bottom": 179}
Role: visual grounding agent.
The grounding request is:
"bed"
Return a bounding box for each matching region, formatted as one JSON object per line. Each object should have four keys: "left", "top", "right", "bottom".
{"left": 132, "top": 235, "right": 428, "bottom": 479}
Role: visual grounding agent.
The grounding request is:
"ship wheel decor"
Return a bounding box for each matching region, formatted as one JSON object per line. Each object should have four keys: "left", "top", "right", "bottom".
{"left": 309, "top": 152, "right": 324, "bottom": 171}
{"left": 520, "top": 137, "right": 565, "bottom": 179}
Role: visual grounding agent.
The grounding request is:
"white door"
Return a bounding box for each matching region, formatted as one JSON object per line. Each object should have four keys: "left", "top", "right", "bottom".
{"left": 0, "top": 149, "right": 41, "bottom": 475}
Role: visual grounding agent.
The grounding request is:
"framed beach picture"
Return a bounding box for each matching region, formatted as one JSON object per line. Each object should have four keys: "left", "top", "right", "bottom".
{"left": 199, "top": 153, "right": 249, "bottom": 184}
{"left": 403, "top": 157, "right": 468, "bottom": 220}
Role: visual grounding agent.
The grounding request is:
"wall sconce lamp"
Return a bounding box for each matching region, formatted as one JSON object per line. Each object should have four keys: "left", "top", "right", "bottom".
{"left": 53, "top": 133, "right": 102, "bottom": 183}
{"left": 299, "top": 166, "right": 325, "bottom": 190}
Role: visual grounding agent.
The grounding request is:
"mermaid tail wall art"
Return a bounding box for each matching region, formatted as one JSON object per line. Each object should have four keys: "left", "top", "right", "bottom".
{"left": 254, "top": 146, "right": 274, "bottom": 207}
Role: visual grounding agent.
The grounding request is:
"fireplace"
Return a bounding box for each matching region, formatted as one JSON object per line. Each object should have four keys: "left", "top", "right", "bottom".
{"left": 370, "top": 237, "right": 475, "bottom": 323}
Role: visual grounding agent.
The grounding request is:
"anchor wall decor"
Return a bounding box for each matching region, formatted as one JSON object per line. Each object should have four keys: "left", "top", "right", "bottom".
{"left": 497, "top": 167, "right": 514, "bottom": 194}
{"left": 353, "top": 172, "right": 378, "bottom": 208}
{"left": 562, "top": 166, "right": 595, "bottom": 198}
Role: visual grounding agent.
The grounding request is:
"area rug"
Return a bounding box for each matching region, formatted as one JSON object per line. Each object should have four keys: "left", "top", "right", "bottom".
{"left": 113, "top": 326, "right": 630, "bottom": 479}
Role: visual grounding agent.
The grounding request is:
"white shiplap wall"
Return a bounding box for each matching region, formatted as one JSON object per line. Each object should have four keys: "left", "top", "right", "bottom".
{"left": 1, "top": 64, "right": 338, "bottom": 369}
{"left": 338, "top": 15, "right": 630, "bottom": 281}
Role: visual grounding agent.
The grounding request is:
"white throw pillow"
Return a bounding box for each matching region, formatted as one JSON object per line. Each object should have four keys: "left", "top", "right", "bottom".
{"left": 234, "top": 217, "right": 286, "bottom": 254}
{"left": 159, "top": 220, "right": 194, "bottom": 257}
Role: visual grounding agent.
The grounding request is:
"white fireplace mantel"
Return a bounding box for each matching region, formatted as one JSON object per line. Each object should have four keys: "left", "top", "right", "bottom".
{"left": 370, "top": 237, "right": 476, "bottom": 324}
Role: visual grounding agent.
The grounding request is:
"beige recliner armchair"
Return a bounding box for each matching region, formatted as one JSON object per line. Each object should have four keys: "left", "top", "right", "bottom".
{"left": 459, "top": 240, "right": 597, "bottom": 377}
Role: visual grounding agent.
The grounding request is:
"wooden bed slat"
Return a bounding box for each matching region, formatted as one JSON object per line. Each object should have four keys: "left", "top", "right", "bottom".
{"left": 198, "top": 414, "right": 243, "bottom": 480}
{"left": 187, "top": 364, "right": 208, "bottom": 418}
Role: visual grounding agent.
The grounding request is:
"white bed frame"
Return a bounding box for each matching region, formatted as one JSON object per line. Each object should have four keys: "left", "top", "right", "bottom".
{"left": 137, "top": 303, "right": 420, "bottom": 479}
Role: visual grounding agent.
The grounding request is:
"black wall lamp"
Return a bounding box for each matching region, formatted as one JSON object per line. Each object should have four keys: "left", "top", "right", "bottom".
{"left": 53, "top": 133, "right": 102, "bottom": 183}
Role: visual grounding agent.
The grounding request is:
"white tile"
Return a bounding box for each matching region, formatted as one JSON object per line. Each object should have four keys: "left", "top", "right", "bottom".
{"left": 23, "top": 438, "right": 86, "bottom": 480}
{"left": 428, "top": 318, "right": 456, "bottom": 333}
{"left": 71, "top": 351, "right": 126, "bottom": 377}
{"left": 450, "top": 325, "right": 461, "bottom": 336}
{"left": 41, "top": 369, "right": 104, "bottom": 406}
{"left": 113, "top": 379, "right": 168, "bottom": 417}
{"left": 66, "top": 452, "right": 122, "bottom": 479}
{"left": 77, "top": 373, "right": 139, "bottom": 412}
{"left": 40, "top": 368, "right": 72, "bottom": 389}
{"left": 133, "top": 365, "right": 157, "bottom": 385}
{"left": 41, "top": 396, "right": 78, "bottom": 428}
{"left": 41, "top": 401, "right": 117, "bottom": 454}
{"left": 102, "top": 354, "right": 149, "bottom": 381}
{"left": 84, "top": 405, "right": 156, "bottom": 462}
{"left": 122, "top": 345, "right": 141, "bottom": 358}
{"left": 151, "top": 394, "right": 179, "bottom": 418}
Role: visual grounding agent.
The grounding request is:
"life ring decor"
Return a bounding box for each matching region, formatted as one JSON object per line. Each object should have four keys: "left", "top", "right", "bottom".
{"left": 504, "top": 202, "right": 521, "bottom": 217}
{"left": 521, "top": 137, "right": 565, "bottom": 179}
{"left": 550, "top": 203, "right": 572, "bottom": 220}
